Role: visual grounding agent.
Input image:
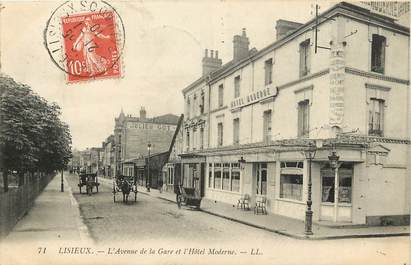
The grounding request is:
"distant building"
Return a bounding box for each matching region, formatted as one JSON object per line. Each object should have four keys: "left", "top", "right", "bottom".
{"left": 113, "top": 107, "right": 179, "bottom": 178}
{"left": 101, "top": 135, "right": 115, "bottom": 178}
{"left": 180, "top": 2, "right": 410, "bottom": 225}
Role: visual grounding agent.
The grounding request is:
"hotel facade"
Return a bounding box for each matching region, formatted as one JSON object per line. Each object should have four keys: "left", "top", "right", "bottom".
{"left": 179, "top": 2, "right": 410, "bottom": 225}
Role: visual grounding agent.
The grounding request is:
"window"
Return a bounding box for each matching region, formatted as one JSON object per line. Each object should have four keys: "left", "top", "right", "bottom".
{"left": 200, "top": 128, "right": 204, "bottom": 150}
{"left": 264, "top": 58, "right": 273, "bottom": 85}
{"left": 299, "top": 39, "right": 311, "bottom": 77}
{"left": 256, "top": 163, "right": 267, "bottom": 195}
{"left": 218, "top": 84, "right": 224, "bottom": 107}
{"left": 368, "top": 98, "right": 384, "bottom": 136}
{"left": 168, "top": 167, "right": 174, "bottom": 185}
{"left": 280, "top": 174, "right": 303, "bottom": 200}
{"left": 214, "top": 163, "right": 221, "bottom": 189}
{"left": 186, "top": 97, "right": 191, "bottom": 119}
{"left": 217, "top": 122, "right": 223, "bottom": 146}
{"left": 222, "top": 163, "right": 230, "bottom": 190}
{"left": 208, "top": 163, "right": 213, "bottom": 188}
{"left": 233, "top": 118, "right": 240, "bottom": 145}
{"left": 231, "top": 163, "right": 240, "bottom": 192}
{"left": 186, "top": 130, "right": 190, "bottom": 151}
{"left": 321, "top": 163, "right": 353, "bottom": 203}
{"left": 280, "top": 161, "right": 303, "bottom": 201}
{"left": 200, "top": 91, "right": 205, "bottom": 114}
{"left": 298, "top": 100, "right": 309, "bottom": 137}
{"left": 371, "top": 34, "right": 386, "bottom": 74}
{"left": 234, "top": 76, "right": 241, "bottom": 98}
{"left": 263, "top": 110, "right": 272, "bottom": 142}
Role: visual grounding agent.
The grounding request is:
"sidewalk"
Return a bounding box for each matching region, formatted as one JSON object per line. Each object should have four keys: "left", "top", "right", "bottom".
{"left": 3, "top": 173, "right": 92, "bottom": 244}
{"left": 133, "top": 184, "right": 410, "bottom": 240}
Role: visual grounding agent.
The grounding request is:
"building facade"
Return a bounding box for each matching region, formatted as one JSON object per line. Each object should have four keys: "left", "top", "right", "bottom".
{"left": 113, "top": 107, "right": 179, "bottom": 177}
{"left": 180, "top": 2, "right": 410, "bottom": 225}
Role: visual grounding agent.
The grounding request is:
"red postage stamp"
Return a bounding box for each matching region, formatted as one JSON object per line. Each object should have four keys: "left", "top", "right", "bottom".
{"left": 61, "top": 11, "right": 121, "bottom": 82}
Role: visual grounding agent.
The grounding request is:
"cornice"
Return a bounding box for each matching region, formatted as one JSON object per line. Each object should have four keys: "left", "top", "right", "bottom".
{"left": 345, "top": 67, "right": 409, "bottom": 85}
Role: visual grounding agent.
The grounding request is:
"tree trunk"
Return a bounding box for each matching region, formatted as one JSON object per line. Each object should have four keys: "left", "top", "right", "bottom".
{"left": 18, "top": 171, "right": 24, "bottom": 186}
{"left": 3, "top": 170, "right": 8, "bottom": 192}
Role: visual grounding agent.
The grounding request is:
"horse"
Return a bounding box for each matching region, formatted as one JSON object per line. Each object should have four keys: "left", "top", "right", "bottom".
{"left": 119, "top": 177, "right": 132, "bottom": 204}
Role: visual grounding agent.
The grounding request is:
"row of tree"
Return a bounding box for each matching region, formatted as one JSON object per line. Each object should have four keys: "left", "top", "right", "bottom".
{"left": 0, "top": 75, "right": 72, "bottom": 192}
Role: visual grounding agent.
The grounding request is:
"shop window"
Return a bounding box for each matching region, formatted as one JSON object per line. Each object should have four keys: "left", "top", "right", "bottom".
{"left": 368, "top": 98, "right": 384, "bottom": 136}
{"left": 231, "top": 163, "right": 240, "bottom": 192}
{"left": 217, "top": 122, "right": 223, "bottom": 146}
{"left": 214, "top": 163, "right": 221, "bottom": 189}
{"left": 321, "top": 163, "right": 353, "bottom": 203}
{"left": 263, "top": 110, "right": 272, "bottom": 142}
{"left": 233, "top": 118, "right": 240, "bottom": 145}
{"left": 208, "top": 163, "right": 213, "bottom": 188}
{"left": 371, "top": 34, "right": 386, "bottom": 74}
{"left": 256, "top": 163, "right": 267, "bottom": 195}
{"left": 297, "top": 99, "right": 310, "bottom": 137}
{"left": 218, "top": 84, "right": 224, "bottom": 107}
{"left": 264, "top": 58, "right": 273, "bottom": 85}
{"left": 222, "top": 163, "right": 230, "bottom": 190}
{"left": 234, "top": 76, "right": 241, "bottom": 98}
{"left": 280, "top": 174, "right": 303, "bottom": 201}
{"left": 299, "top": 39, "right": 311, "bottom": 77}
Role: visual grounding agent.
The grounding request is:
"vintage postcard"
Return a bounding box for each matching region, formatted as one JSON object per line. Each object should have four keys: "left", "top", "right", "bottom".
{"left": 0, "top": 1, "right": 410, "bottom": 265}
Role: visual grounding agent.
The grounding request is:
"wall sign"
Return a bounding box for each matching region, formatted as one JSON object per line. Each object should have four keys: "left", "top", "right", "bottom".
{"left": 127, "top": 122, "right": 177, "bottom": 131}
{"left": 329, "top": 45, "right": 345, "bottom": 126}
{"left": 230, "top": 86, "right": 278, "bottom": 110}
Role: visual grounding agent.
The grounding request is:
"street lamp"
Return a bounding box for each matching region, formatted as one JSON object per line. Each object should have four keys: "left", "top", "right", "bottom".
{"left": 147, "top": 143, "right": 151, "bottom": 192}
{"left": 60, "top": 169, "right": 64, "bottom": 192}
{"left": 303, "top": 141, "right": 316, "bottom": 235}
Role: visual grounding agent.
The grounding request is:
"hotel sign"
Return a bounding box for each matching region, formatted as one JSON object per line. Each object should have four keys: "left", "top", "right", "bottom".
{"left": 230, "top": 87, "right": 278, "bottom": 110}
{"left": 127, "top": 122, "right": 177, "bottom": 131}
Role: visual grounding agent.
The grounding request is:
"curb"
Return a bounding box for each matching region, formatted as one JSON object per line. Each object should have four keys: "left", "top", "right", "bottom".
{"left": 136, "top": 188, "right": 410, "bottom": 240}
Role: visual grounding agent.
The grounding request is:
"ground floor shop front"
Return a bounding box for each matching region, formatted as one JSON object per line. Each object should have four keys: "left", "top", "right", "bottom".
{"left": 195, "top": 139, "right": 410, "bottom": 225}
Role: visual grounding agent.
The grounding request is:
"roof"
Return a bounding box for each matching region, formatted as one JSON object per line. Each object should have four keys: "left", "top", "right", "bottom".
{"left": 181, "top": 1, "right": 410, "bottom": 89}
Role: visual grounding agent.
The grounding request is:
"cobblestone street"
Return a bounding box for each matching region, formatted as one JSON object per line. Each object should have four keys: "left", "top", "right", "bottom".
{"left": 63, "top": 174, "right": 409, "bottom": 265}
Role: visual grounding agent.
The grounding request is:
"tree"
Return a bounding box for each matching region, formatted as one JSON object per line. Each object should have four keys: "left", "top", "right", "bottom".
{"left": 0, "top": 75, "right": 72, "bottom": 191}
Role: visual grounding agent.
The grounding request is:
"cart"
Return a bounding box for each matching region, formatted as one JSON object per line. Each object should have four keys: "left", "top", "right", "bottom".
{"left": 113, "top": 175, "right": 137, "bottom": 203}
{"left": 176, "top": 186, "right": 202, "bottom": 209}
{"left": 78, "top": 173, "right": 99, "bottom": 195}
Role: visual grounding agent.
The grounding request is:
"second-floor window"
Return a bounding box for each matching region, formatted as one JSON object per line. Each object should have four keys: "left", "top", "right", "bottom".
{"left": 200, "top": 128, "right": 204, "bottom": 149}
{"left": 264, "top": 58, "right": 273, "bottom": 85}
{"left": 368, "top": 98, "right": 384, "bottom": 136}
{"left": 299, "top": 39, "right": 311, "bottom": 77}
{"left": 234, "top": 76, "right": 241, "bottom": 98}
{"left": 371, "top": 34, "right": 386, "bottom": 74}
{"left": 233, "top": 118, "right": 240, "bottom": 145}
{"left": 186, "top": 131, "right": 190, "bottom": 150}
{"left": 200, "top": 91, "right": 205, "bottom": 114}
{"left": 263, "top": 110, "right": 272, "bottom": 142}
{"left": 186, "top": 97, "right": 191, "bottom": 119}
{"left": 218, "top": 84, "right": 224, "bottom": 107}
{"left": 217, "top": 122, "right": 223, "bottom": 146}
{"left": 298, "top": 100, "right": 309, "bottom": 137}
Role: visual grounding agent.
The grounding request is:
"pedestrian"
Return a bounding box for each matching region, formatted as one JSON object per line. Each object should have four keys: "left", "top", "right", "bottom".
{"left": 174, "top": 183, "right": 182, "bottom": 209}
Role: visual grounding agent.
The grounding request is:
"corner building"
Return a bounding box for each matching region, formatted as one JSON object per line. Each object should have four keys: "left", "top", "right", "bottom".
{"left": 181, "top": 2, "right": 410, "bottom": 225}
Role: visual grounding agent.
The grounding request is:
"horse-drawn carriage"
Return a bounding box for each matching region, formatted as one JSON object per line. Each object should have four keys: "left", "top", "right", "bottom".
{"left": 112, "top": 175, "right": 138, "bottom": 203}
{"left": 78, "top": 173, "right": 99, "bottom": 195}
{"left": 176, "top": 186, "right": 202, "bottom": 209}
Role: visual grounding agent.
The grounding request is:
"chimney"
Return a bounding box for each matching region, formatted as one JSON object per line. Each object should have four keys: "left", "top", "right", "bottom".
{"left": 233, "top": 28, "right": 250, "bottom": 61}
{"left": 275, "top": 19, "right": 303, "bottom": 40}
{"left": 140, "top": 106, "right": 146, "bottom": 120}
{"left": 202, "top": 48, "right": 222, "bottom": 76}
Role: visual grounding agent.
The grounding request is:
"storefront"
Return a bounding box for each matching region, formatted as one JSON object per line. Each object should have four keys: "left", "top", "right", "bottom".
{"left": 179, "top": 154, "right": 206, "bottom": 197}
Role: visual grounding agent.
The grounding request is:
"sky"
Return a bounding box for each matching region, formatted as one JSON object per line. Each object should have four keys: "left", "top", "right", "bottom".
{"left": 0, "top": 0, "right": 334, "bottom": 150}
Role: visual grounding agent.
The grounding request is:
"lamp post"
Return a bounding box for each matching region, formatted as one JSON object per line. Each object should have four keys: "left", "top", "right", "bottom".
{"left": 303, "top": 141, "right": 316, "bottom": 235}
{"left": 147, "top": 143, "right": 151, "bottom": 192}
